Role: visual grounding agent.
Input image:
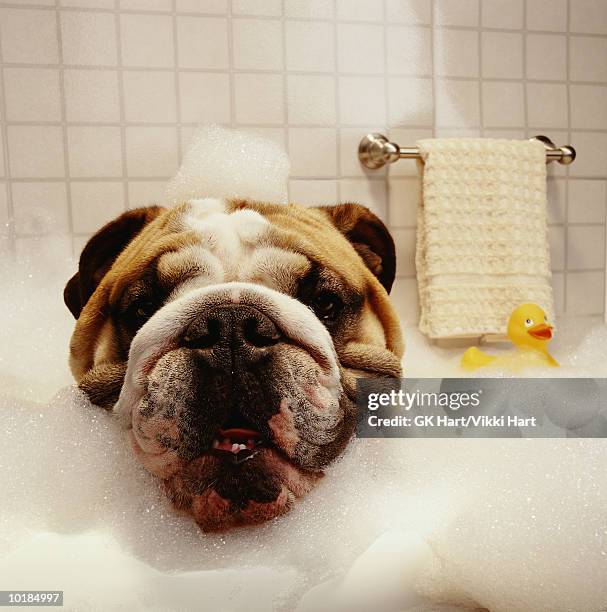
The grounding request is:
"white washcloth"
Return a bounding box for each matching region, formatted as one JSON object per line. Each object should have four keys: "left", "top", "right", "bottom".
{"left": 415, "top": 138, "right": 555, "bottom": 339}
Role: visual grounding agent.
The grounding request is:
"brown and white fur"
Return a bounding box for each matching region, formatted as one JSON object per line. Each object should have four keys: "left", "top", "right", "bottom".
{"left": 64, "top": 198, "right": 403, "bottom": 531}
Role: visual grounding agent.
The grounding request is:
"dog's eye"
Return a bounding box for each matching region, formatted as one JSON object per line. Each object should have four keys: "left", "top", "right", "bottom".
{"left": 136, "top": 303, "right": 154, "bottom": 319}
{"left": 312, "top": 291, "right": 342, "bottom": 322}
{"left": 125, "top": 299, "right": 157, "bottom": 329}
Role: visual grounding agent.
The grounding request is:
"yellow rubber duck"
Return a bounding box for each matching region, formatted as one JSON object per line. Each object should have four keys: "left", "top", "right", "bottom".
{"left": 461, "top": 303, "right": 559, "bottom": 371}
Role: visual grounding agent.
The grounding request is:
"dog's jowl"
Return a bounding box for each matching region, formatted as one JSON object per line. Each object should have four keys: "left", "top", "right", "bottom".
{"left": 64, "top": 198, "right": 403, "bottom": 531}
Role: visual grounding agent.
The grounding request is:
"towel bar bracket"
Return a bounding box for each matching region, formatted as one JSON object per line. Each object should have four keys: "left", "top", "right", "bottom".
{"left": 358, "top": 133, "right": 576, "bottom": 169}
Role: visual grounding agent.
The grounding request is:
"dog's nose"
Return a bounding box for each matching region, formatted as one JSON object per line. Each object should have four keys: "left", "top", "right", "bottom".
{"left": 182, "top": 304, "right": 281, "bottom": 365}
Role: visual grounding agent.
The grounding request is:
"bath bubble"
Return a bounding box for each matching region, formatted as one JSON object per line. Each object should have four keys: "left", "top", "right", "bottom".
{"left": 0, "top": 256, "right": 74, "bottom": 401}
{"left": 2, "top": 258, "right": 607, "bottom": 611}
{"left": 3, "top": 385, "right": 607, "bottom": 610}
{"left": 165, "top": 125, "right": 290, "bottom": 206}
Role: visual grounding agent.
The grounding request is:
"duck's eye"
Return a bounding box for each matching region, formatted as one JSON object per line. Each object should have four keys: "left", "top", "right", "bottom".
{"left": 525, "top": 318, "right": 533, "bottom": 327}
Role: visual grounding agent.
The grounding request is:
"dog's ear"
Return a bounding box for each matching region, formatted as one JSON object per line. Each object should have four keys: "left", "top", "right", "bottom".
{"left": 64, "top": 206, "right": 164, "bottom": 319}
{"left": 317, "top": 203, "right": 396, "bottom": 293}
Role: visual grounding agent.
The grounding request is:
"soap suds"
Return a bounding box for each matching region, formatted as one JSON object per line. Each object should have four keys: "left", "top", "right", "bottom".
{"left": 1, "top": 255, "right": 607, "bottom": 611}
{"left": 165, "top": 125, "right": 290, "bottom": 206}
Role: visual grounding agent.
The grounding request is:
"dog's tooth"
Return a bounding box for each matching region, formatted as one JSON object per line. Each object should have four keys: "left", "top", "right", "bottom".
{"left": 239, "top": 444, "right": 246, "bottom": 450}
{"left": 231, "top": 443, "right": 239, "bottom": 453}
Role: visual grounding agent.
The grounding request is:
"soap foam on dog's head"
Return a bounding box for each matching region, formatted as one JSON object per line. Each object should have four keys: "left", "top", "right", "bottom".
{"left": 165, "top": 125, "right": 290, "bottom": 206}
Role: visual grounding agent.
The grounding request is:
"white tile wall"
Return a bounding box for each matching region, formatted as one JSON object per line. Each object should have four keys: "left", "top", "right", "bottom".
{"left": 0, "top": 9, "right": 59, "bottom": 64}
{"left": 386, "top": 26, "right": 432, "bottom": 75}
{"left": 121, "top": 14, "right": 174, "bottom": 67}
{"left": 526, "top": 34, "right": 567, "bottom": 81}
{"left": 435, "top": 0, "right": 478, "bottom": 27}
{"left": 63, "top": 69, "right": 121, "bottom": 122}
{"left": 67, "top": 126, "right": 122, "bottom": 176}
{"left": 0, "top": 0, "right": 605, "bottom": 320}
{"left": 526, "top": 0, "right": 567, "bottom": 32}
{"left": 4, "top": 68, "right": 61, "bottom": 122}
{"left": 70, "top": 181, "right": 125, "bottom": 232}
{"left": 232, "top": 19, "right": 283, "bottom": 70}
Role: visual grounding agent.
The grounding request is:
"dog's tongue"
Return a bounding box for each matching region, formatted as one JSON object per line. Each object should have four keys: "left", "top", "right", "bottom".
{"left": 219, "top": 428, "right": 261, "bottom": 442}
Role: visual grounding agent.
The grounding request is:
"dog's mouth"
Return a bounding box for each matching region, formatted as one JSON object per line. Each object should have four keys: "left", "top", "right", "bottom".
{"left": 126, "top": 347, "right": 348, "bottom": 531}
{"left": 160, "top": 412, "right": 324, "bottom": 532}
{"left": 211, "top": 427, "right": 266, "bottom": 464}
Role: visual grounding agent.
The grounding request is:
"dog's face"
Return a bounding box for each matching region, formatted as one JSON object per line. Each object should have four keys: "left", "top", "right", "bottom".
{"left": 65, "top": 199, "right": 403, "bottom": 531}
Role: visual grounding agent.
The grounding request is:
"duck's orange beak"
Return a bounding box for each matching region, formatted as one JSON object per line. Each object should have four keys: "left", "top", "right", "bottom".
{"left": 527, "top": 322, "right": 553, "bottom": 340}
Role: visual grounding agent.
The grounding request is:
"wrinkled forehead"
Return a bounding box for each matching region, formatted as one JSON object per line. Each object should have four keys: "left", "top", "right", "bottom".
{"left": 109, "top": 198, "right": 368, "bottom": 303}
{"left": 157, "top": 203, "right": 311, "bottom": 296}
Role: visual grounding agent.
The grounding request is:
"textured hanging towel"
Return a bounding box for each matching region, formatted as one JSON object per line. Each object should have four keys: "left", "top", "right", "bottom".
{"left": 415, "top": 138, "right": 555, "bottom": 339}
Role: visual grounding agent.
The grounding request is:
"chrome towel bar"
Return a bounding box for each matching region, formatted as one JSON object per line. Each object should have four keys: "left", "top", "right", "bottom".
{"left": 358, "top": 133, "right": 576, "bottom": 169}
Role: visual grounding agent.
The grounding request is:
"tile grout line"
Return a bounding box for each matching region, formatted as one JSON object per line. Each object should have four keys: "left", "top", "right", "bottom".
{"left": 114, "top": 0, "right": 130, "bottom": 213}
{"left": 55, "top": 0, "right": 75, "bottom": 256}
{"left": 522, "top": 0, "right": 529, "bottom": 137}
{"left": 333, "top": 0, "right": 340, "bottom": 202}
{"left": 3, "top": 59, "right": 607, "bottom": 86}
{"left": 172, "top": 0, "right": 182, "bottom": 168}
{"left": 0, "top": 8, "right": 14, "bottom": 253}
{"left": 280, "top": 0, "right": 289, "bottom": 201}
{"left": 227, "top": 0, "right": 236, "bottom": 130}
{"left": 429, "top": 0, "right": 436, "bottom": 137}
{"left": 478, "top": 0, "right": 484, "bottom": 136}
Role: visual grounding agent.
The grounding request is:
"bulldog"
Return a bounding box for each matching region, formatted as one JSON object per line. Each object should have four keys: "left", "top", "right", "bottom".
{"left": 64, "top": 198, "right": 403, "bottom": 531}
